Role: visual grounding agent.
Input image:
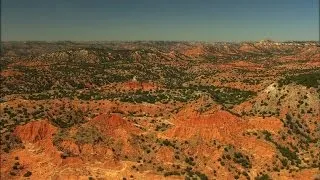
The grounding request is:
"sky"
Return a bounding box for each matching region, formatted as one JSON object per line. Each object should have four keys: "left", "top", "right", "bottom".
{"left": 1, "top": 0, "right": 319, "bottom": 41}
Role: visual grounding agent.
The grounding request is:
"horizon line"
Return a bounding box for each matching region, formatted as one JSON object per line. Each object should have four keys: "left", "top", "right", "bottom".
{"left": 1, "top": 40, "right": 319, "bottom": 43}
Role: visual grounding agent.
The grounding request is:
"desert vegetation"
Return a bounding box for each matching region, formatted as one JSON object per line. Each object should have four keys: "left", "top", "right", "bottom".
{"left": 1, "top": 41, "right": 319, "bottom": 179}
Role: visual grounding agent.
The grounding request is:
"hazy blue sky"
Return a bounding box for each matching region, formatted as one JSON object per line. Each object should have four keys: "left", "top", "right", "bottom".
{"left": 1, "top": 0, "right": 319, "bottom": 41}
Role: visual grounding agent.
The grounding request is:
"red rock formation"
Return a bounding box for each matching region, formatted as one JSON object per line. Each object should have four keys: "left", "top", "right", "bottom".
{"left": 121, "top": 81, "right": 158, "bottom": 91}
{"left": 14, "top": 119, "right": 57, "bottom": 144}
{"left": 182, "top": 45, "right": 206, "bottom": 57}
{"left": 59, "top": 140, "right": 81, "bottom": 156}
{"left": 167, "top": 110, "right": 249, "bottom": 143}
{"left": 88, "top": 113, "right": 141, "bottom": 156}
{"left": 89, "top": 113, "right": 140, "bottom": 136}
{"left": 156, "top": 147, "right": 174, "bottom": 163}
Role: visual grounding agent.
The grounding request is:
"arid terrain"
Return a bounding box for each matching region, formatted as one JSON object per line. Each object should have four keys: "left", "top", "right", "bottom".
{"left": 0, "top": 40, "right": 320, "bottom": 180}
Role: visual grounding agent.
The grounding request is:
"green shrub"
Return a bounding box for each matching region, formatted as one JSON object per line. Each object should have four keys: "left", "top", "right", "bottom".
{"left": 255, "top": 174, "right": 271, "bottom": 180}
{"left": 23, "top": 171, "right": 32, "bottom": 177}
{"left": 276, "top": 145, "right": 299, "bottom": 163}
{"left": 279, "top": 71, "right": 320, "bottom": 88}
{"left": 49, "top": 110, "right": 86, "bottom": 128}
{"left": 74, "top": 126, "right": 105, "bottom": 144}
